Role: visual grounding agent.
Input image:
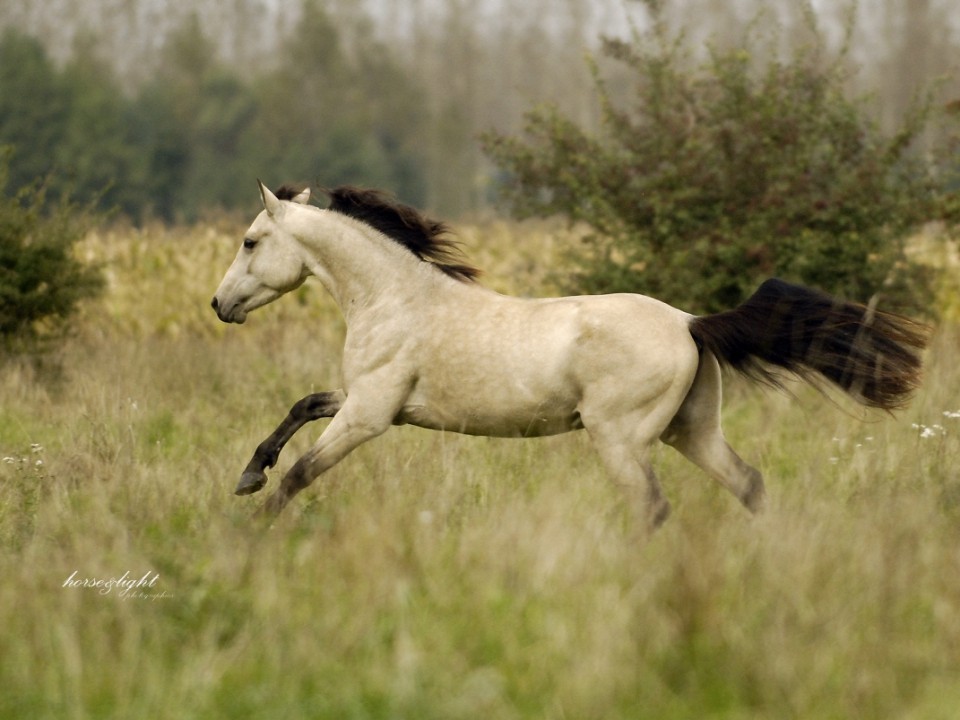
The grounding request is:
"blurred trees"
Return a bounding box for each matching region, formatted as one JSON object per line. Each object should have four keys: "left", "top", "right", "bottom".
{"left": 0, "top": 0, "right": 616, "bottom": 219}
{"left": 0, "top": 2, "right": 430, "bottom": 221}
{"left": 0, "top": 31, "right": 67, "bottom": 194}
{"left": 0, "top": 0, "right": 957, "bottom": 221}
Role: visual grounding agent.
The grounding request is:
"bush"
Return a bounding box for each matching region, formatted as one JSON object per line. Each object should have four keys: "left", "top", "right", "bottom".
{"left": 481, "top": 13, "right": 945, "bottom": 315}
{"left": 0, "top": 149, "right": 104, "bottom": 355}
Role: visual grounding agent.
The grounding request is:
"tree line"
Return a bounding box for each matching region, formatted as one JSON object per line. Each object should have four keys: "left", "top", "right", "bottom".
{"left": 0, "top": 5, "right": 430, "bottom": 221}
{"left": 1, "top": 0, "right": 958, "bottom": 222}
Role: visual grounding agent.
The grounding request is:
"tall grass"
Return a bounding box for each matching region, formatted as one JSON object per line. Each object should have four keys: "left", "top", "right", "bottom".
{"left": 2, "top": 221, "right": 959, "bottom": 719}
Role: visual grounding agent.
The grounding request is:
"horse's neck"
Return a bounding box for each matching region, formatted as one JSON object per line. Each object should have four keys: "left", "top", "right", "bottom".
{"left": 299, "top": 210, "right": 437, "bottom": 322}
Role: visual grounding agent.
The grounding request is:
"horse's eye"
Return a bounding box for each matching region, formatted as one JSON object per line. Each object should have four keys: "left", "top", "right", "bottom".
{"left": 243, "top": 238, "right": 258, "bottom": 250}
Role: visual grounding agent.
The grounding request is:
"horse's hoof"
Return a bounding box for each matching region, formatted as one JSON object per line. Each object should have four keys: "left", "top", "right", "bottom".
{"left": 235, "top": 470, "right": 267, "bottom": 496}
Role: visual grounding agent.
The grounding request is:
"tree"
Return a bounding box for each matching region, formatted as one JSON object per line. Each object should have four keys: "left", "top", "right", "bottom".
{"left": 482, "top": 10, "right": 943, "bottom": 315}
{"left": 135, "top": 14, "right": 220, "bottom": 220}
{"left": 0, "top": 30, "right": 68, "bottom": 193}
{"left": 0, "top": 150, "right": 104, "bottom": 355}
{"left": 58, "top": 33, "right": 144, "bottom": 217}
{"left": 0, "top": 28, "right": 163, "bottom": 221}
{"left": 247, "top": 1, "right": 428, "bottom": 204}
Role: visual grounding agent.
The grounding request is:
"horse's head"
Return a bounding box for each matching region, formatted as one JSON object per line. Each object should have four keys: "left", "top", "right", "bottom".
{"left": 212, "top": 181, "right": 311, "bottom": 324}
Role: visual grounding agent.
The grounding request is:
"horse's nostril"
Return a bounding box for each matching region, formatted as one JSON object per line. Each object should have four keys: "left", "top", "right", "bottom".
{"left": 211, "top": 297, "right": 219, "bottom": 311}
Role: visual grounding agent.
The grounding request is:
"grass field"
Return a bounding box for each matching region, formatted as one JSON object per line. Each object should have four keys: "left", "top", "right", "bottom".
{"left": 2, "top": 220, "right": 960, "bottom": 719}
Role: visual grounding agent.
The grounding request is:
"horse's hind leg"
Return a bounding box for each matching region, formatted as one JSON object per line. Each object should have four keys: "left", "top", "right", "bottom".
{"left": 584, "top": 410, "right": 677, "bottom": 531}
{"left": 592, "top": 434, "right": 672, "bottom": 529}
{"left": 235, "top": 390, "right": 344, "bottom": 495}
{"left": 661, "top": 352, "right": 765, "bottom": 513}
{"left": 666, "top": 423, "right": 765, "bottom": 513}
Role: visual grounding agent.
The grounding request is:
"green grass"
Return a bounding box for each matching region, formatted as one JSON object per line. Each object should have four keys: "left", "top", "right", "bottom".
{"left": 2, "top": 222, "right": 960, "bottom": 719}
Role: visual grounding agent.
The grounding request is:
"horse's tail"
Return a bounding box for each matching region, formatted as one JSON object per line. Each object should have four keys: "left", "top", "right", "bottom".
{"left": 688, "top": 278, "right": 929, "bottom": 410}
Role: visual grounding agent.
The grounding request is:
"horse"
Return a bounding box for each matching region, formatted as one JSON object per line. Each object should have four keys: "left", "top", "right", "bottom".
{"left": 211, "top": 180, "right": 928, "bottom": 528}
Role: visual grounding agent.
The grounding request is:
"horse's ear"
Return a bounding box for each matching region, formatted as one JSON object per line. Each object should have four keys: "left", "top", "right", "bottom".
{"left": 258, "top": 179, "right": 282, "bottom": 217}
{"left": 291, "top": 187, "right": 311, "bottom": 204}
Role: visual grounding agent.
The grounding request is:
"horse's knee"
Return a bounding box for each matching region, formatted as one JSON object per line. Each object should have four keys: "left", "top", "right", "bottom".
{"left": 292, "top": 391, "right": 342, "bottom": 422}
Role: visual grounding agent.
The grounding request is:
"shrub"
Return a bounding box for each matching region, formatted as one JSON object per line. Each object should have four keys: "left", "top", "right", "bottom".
{"left": 0, "top": 149, "right": 104, "bottom": 355}
{"left": 481, "top": 12, "right": 944, "bottom": 315}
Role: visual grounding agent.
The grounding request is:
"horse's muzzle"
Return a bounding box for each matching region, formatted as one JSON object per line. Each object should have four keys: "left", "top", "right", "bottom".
{"left": 211, "top": 296, "right": 245, "bottom": 324}
{"left": 210, "top": 296, "right": 224, "bottom": 321}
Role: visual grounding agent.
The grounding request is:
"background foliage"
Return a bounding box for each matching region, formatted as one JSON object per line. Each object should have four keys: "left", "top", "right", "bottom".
{"left": 0, "top": 8, "right": 427, "bottom": 222}
{"left": 482, "top": 12, "right": 951, "bottom": 313}
{"left": 0, "top": 150, "right": 103, "bottom": 354}
{"left": 2, "top": 0, "right": 959, "bottom": 221}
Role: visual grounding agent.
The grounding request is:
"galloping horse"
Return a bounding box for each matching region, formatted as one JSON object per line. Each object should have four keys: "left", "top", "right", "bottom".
{"left": 212, "top": 181, "right": 927, "bottom": 528}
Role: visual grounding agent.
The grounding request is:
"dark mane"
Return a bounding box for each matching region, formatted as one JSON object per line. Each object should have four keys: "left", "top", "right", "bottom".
{"left": 274, "top": 184, "right": 308, "bottom": 201}
{"left": 296, "top": 185, "right": 481, "bottom": 282}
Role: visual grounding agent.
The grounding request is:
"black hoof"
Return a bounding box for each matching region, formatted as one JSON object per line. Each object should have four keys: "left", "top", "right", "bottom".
{"left": 235, "top": 470, "right": 267, "bottom": 496}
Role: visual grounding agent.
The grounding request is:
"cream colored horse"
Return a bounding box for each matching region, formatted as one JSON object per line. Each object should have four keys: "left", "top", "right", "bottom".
{"left": 212, "top": 181, "right": 927, "bottom": 527}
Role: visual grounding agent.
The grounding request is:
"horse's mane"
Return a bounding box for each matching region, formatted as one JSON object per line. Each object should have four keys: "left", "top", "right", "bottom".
{"left": 275, "top": 184, "right": 481, "bottom": 282}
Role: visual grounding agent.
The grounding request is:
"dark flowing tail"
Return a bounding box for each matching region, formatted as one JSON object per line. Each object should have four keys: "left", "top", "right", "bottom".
{"left": 688, "top": 278, "right": 930, "bottom": 410}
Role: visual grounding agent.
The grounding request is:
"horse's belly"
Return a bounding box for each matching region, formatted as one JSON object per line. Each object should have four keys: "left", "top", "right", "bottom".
{"left": 395, "top": 400, "right": 583, "bottom": 438}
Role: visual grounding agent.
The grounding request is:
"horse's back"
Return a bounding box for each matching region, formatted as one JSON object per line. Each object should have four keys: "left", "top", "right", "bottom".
{"left": 441, "top": 288, "right": 697, "bottom": 387}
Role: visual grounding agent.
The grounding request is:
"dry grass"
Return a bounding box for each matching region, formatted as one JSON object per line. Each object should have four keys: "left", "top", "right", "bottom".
{"left": 2, "top": 219, "right": 960, "bottom": 719}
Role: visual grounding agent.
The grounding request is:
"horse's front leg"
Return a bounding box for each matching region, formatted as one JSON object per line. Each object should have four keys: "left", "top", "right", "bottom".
{"left": 235, "top": 390, "right": 345, "bottom": 495}
{"left": 255, "top": 393, "right": 398, "bottom": 520}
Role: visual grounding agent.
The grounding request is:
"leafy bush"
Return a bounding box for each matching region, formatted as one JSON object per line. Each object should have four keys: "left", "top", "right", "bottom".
{"left": 482, "top": 13, "right": 945, "bottom": 314}
{"left": 0, "top": 149, "right": 104, "bottom": 355}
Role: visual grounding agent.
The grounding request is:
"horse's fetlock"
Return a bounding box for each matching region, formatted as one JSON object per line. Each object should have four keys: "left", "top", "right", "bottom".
{"left": 741, "top": 473, "right": 766, "bottom": 514}
{"left": 651, "top": 497, "right": 672, "bottom": 528}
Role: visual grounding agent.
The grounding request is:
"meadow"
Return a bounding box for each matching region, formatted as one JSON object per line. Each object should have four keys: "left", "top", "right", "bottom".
{"left": 1, "top": 219, "right": 960, "bottom": 719}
